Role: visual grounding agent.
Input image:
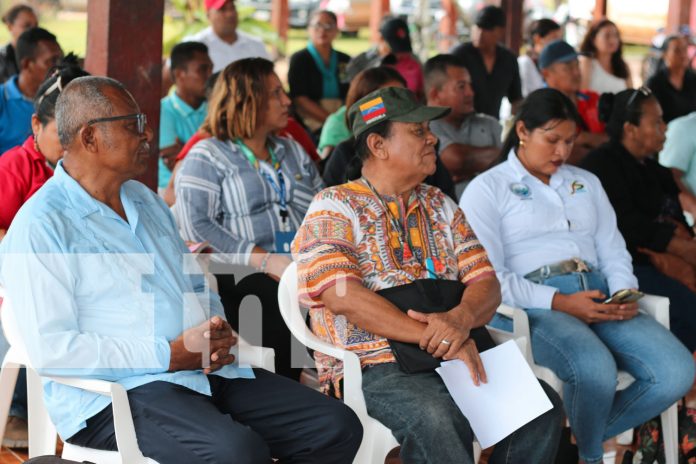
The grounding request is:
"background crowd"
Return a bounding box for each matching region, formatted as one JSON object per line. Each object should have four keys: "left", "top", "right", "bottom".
{"left": 1, "top": 0, "right": 696, "bottom": 462}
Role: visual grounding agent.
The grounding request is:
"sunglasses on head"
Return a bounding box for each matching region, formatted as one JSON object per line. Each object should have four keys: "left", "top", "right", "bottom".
{"left": 626, "top": 87, "right": 652, "bottom": 109}
{"left": 87, "top": 113, "right": 148, "bottom": 135}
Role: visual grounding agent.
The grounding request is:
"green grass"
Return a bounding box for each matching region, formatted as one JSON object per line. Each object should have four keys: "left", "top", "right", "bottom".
{"left": 624, "top": 44, "right": 650, "bottom": 58}
{"left": 0, "top": 13, "right": 371, "bottom": 60}
{"left": 287, "top": 27, "right": 372, "bottom": 57}
{"left": 0, "top": 17, "right": 86, "bottom": 55}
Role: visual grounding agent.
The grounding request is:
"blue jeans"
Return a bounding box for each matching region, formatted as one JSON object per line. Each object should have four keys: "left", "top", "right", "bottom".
{"left": 490, "top": 271, "right": 695, "bottom": 464}
{"left": 362, "top": 363, "right": 563, "bottom": 464}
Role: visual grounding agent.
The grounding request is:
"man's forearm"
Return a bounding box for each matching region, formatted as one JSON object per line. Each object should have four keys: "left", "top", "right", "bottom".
{"left": 452, "top": 276, "right": 501, "bottom": 327}
{"left": 160, "top": 144, "right": 182, "bottom": 171}
{"left": 320, "top": 280, "right": 425, "bottom": 343}
{"left": 320, "top": 276, "right": 501, "bottom": 342}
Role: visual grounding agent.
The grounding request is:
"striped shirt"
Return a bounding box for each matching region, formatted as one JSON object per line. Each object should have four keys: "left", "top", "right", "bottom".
{"left": 173, "top": 135, "right": 324, "bottom": 264}
{"left": 292, "top": 180, "right": 495, "bottom": 395}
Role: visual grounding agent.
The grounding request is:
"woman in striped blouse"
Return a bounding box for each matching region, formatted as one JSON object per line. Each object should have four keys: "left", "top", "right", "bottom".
{"left": 174, "top": 58, "right": 325, "bottom": 379}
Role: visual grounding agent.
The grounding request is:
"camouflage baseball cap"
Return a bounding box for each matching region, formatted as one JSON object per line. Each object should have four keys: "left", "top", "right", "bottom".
{"left": 347, "top": 87, "right": 450, "bottom": 138}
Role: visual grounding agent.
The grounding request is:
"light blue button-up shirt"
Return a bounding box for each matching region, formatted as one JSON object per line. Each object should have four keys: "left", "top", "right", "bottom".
{"left": 460, "top": 150, "right": 638, "bottom": 310}
{"left": 0, "top": 162, "right": 253, "bottom": 440}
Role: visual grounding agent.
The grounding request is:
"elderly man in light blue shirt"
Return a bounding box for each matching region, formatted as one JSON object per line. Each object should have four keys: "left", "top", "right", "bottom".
{"left": 0, "top": 76, "right": 361, "bottom": 464}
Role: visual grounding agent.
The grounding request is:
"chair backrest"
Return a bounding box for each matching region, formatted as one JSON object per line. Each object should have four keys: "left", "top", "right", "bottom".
{"left": 277, "top": 262, "right": 348, "bottom": 360}
{"left": 278, "top": 262, "right": 371, "bottom": 417}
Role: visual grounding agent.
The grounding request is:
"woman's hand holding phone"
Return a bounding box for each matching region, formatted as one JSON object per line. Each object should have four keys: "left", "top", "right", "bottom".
{"left": 552, "top": 290, "right": 639, "bottom": 323}
{"left": 603, "top": 289, "right": 644, "bottom": 305}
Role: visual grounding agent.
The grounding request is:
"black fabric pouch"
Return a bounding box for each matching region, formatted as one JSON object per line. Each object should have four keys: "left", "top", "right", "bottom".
{"left": 377, "top": 279, "right": 496, "bottom": 374}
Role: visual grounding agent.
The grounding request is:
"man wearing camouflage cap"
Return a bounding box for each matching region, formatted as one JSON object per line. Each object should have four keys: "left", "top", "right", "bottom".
{"left": 293, "top": 87, "right": 563, "bottom": 463}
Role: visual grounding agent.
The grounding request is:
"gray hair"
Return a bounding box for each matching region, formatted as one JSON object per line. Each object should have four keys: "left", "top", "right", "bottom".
{"left": 55, "top": 76, "right": 131, "bottom": 148}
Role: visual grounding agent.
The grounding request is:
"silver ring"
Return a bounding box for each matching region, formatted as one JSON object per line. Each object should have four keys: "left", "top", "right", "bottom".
{"left": 440, "top": 339, "right": 451, "bottom": 345}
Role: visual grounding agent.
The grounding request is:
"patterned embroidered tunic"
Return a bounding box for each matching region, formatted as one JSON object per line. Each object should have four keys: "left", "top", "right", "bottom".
{"left": 292, "top": 180, "right": 495, "bottom": 395}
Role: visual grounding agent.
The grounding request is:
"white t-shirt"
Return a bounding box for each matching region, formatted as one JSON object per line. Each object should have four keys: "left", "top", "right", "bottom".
{"left": 587, "top": 58, "right": 627, "bottom": 95}
{"left": 183, "top": 27, "right": 270, "bottom": 72}
{"left": 517, "top": 55, "right": 545, "bottom": 98}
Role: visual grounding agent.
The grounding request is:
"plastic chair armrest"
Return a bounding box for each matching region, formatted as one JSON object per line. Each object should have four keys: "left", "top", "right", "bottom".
{"left": 638, "top": 294, "right": 670, "bottom": 329}
{"left": 234, "top": 345, "right": 276, "bottom": 372}
{"left": 44, "top": 376, "right": 146, "bottom": 463}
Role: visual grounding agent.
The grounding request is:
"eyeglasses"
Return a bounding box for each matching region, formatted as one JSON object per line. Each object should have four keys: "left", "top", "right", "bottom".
{"left": 626, "top": 87, "right": 652, "bottom": 109}
{"left": 87, "top": 113, "right": 148, "bottom": 135}
{"left": 310, "top": 22, "right": 336, "bottom": 32}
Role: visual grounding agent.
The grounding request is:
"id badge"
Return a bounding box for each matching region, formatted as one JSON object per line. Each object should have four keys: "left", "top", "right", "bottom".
{"left": 275, "top": 230, "right": 296, "bottom": 253}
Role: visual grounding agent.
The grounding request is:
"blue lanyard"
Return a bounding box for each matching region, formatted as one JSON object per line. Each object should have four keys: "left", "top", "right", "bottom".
{"left": 236, "top": 139, "right": 288, "bottom": 223}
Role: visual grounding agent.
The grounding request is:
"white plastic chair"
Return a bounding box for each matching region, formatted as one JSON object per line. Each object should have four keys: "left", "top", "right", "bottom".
{"left": 278, "top": 262, "right": 529, "bottom": 464}
{"left": 0, "top": 289, "right": 275, "bottom": 463}
{"left": 497, "top": 294, "right": 679, "bottom": 464}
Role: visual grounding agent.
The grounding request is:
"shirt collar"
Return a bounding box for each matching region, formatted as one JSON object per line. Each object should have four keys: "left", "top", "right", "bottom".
{"left": 228, "top": 136, "right": 288, "bottom": 163}
{"left": 506, "top": 148, "right": 567, "bottom": 188}
{"left": 22, "top": 136, "right": 45, "bottom": 164}
{"left": 269, "top": 136, "right": 287, "bottom": 162}
{"left": 4, "top": 75, "right": 30, "bottom": 102}
{"left": 53, "top": 161, "right": 100, "bottom": 218}
{"left": 210, "top": 27, "right": 246, "bottom": 47}
{"left": 170, "top": 92, "right": 206, "bottom": 118}
{"left": 53, "top": 161, "right": 145, "bottom": 230}
{"left": 507, "top": 149, "right": 531, "bottom": 181}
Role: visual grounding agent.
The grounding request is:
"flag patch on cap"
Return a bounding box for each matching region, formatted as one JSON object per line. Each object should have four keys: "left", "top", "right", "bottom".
{"left": 360, "top": 97, "right": 386, "bottom": 124}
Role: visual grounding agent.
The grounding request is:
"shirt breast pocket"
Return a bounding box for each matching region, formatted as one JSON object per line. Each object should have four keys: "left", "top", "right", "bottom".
{"left": 501, "top": 200, "right": 542, "bottom": 242}
{"left": 565, "top": 195, "right": 597, "bottom": 233}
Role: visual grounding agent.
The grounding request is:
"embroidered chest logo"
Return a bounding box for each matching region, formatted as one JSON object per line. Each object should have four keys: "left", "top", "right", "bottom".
{"left": 570, "top": 180, "right": 586, "bottom": 195}
{"left": 510, "top": 182, "right": 532, "bottom": 199}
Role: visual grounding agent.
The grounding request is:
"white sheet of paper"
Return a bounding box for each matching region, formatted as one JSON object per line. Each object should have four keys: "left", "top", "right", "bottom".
{"left": 435, "top": 340, "right": 553, "bottom": 449}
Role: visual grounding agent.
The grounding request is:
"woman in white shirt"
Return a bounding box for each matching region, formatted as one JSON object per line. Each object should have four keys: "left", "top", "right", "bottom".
{"left": 517, "top": 19, "right": 562, "bottom": 97}
{"left": 579, "top": 19, "right": 632, "bottom": 94}
{"left": 460, "top": 88, "right": 693, "bottom": 464}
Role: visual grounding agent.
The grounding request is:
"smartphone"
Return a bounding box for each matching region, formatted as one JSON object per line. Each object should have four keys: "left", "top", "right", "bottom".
{"left": 603, "top": 289, "right": 644, "bottom": 305}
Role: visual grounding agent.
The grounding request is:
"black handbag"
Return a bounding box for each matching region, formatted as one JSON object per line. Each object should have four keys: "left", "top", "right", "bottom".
{"left": 376, "top": 279, "right": 496, "bottom": 374}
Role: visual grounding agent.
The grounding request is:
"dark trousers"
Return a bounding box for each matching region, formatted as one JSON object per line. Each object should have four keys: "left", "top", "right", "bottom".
{"left": 633, "top": 264, "right": 696, "bottom": 352}
{"left": 216, "top": 273, "right": 304, "bottom": 381}
{"left": 67, "top": 369, "right": 362, "bottom": 464}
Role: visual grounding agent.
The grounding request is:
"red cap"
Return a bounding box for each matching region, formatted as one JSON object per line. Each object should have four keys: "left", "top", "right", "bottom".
{"left": 205, "top": 0, "right": 228, "bottom": 10}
